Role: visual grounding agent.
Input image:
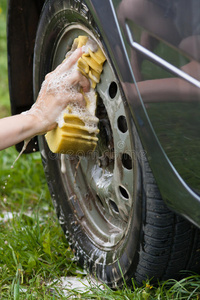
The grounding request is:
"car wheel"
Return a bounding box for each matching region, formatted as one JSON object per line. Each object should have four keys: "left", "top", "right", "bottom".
{"left": 33, "top": 0, "right": 200, "bottom": 287}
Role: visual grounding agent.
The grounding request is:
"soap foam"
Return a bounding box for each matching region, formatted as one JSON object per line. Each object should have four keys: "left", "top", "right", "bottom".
{"left": 57, "top": 100, "right": 99, "bottom": 134}
{"left": 55, "top": 42, "right": 100, "bottom": 133}
{"left": 31, "top": 38, "right": 101, "bottom": 132}
{"left": 60, "top": 153, "right": 67, "bottom": 174}
{"left": 82, "top": 38, "right": 98, "bottom": 54}
{"left": 46, "top": 64, "right": 77, "bottom": 95}
{"left": 11, "top": 138, "right": 31, "bottom": 168}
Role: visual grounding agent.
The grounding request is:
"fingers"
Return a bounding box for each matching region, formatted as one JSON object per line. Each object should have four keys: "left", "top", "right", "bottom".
{"left": 70, "top": 70, "right": 90, "bottom": 92}
{"left": 67, "top": 47, "right": 83, "bottom": 66}
{"left": 44, "top": 47, "right": 89, "bottom": 92}
{"left": 42, "top": 47, "right": 90, "bottom": 112}
{"left": 58, "top": 47, "right": 83, "bottom": 74}
{"left": 66, "top": 92, "right": 86, "bottom": 107}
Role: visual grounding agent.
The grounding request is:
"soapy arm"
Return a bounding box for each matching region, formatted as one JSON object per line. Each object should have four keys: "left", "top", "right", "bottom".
{"left": 0, "top": 48, "right": 90, "bottom": 151}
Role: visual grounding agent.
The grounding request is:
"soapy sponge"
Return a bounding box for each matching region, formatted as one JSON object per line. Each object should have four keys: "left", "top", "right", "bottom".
{"left": 45, "top": 36, "right": 106, "bottom": 155}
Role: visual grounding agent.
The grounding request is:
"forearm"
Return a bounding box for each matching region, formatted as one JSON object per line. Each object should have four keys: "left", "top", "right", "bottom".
{"left": 0, "top": 114, "right": 41, "bottom": 150}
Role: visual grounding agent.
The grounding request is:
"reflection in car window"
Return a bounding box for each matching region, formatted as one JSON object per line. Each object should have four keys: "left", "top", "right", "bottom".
{"left": 117, "top": 0, "right": 200, "bottom": 194}
{"left": 118, "top": 0, "right": 200, "bottom": 62}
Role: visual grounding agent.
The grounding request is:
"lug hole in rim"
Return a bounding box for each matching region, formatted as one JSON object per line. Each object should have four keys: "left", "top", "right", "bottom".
{"left": 119, "top": 185, "right": 129, "bottom": 199}
{"left": 109, "top": 81, "right": 118, "bottom": 99}
{"left": 117, "top": 115, "right": 128, "bottom": 133}
{"left": 109, "top": 199, "right": 119, "bottom": 214}
{"left": 122, "top": 153, "right": 132, "bottom": 170}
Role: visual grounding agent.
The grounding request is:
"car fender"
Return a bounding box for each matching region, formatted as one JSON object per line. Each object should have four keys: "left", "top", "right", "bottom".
{"left": 84, "top": 0, "right": 200, "bottom": 228}
{"left": 7, "top": 0, "right": 200, "bottom": 227}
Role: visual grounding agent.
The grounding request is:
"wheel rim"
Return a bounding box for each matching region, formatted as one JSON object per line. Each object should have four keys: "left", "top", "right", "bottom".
{"left": 49, "top": 24, "right": 135, "bottom": 249}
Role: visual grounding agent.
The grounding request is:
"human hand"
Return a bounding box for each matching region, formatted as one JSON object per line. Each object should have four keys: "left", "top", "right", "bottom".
{"left": 28, "top": 47, "right": 90, "bottom": 134}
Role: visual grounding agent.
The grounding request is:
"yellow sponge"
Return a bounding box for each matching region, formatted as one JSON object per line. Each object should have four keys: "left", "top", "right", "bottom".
{"left": 45, "top": 113, "right": 99, "bottom": 154}
{"left": 45, "top": 36, "right": 106, "bottom": 155}
{"left": 77, "top": 37, "right": 106, "bottom": 89}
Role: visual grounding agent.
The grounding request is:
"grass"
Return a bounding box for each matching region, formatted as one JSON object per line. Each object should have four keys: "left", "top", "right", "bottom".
{"left": 0, "top": 0, "right": 10, "bottom": 116}
{"left": 1, "top": 1, "right": 200, "bottom": 299}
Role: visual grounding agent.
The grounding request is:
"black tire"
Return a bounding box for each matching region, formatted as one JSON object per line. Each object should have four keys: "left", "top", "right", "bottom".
{"left": 33, "top": 0, "right": 200, "bottom": 287}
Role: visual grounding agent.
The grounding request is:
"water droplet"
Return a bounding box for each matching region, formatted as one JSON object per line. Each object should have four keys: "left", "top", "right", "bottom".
{"left": 61, "top": 154, "right": 67, "bottom": 174}
{"left": 12, "top": 138, "right": 30, "bottom": 167}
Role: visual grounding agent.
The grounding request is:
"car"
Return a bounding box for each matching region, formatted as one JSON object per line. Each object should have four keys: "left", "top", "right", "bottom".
{"left": 7, "top": 0, "right": 200, "bottom": 288}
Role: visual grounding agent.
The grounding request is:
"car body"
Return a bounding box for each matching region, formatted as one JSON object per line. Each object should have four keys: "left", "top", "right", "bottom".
{"left": 7, "top": 0, "right": 200, "bottom": 287}
{"left": 7, "top": 0, "right": 200, "bottom": 227}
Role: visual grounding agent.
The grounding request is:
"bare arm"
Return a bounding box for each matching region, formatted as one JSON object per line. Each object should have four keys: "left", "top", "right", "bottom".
{"left": 0, "top": 48, "right": 90, "bottom": 151}
{"left": 0, "top": 114, "right": 41, "bottom": 150}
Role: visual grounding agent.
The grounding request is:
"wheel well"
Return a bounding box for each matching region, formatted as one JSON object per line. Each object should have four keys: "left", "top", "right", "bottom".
{"left": 7, "top": 0, "right": 45, "bottom": 152}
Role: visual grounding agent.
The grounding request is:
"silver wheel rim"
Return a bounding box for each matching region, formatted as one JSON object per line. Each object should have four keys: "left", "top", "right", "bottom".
{"left": 52, "top": 24, "right": 134, "bottom": 249}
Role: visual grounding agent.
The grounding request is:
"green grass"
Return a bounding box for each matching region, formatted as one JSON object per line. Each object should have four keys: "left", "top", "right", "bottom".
{"left": 0, "top": 1, "right": 10, "bottom": 117}
{"left": 0, "top": 147, "right": 85, "bottom": 299}
{"left": 1, "top": 1, "right": 200, "bottom": 299}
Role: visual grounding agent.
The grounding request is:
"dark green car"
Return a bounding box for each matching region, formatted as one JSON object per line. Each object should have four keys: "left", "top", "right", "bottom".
{"left": 7, "top": 0, "right": 200, "bottom": 287}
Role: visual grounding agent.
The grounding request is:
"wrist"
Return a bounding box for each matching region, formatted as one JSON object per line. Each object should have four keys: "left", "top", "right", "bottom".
{"left": 24, "top": 109, "right": 56, "bottom": 136}
{"left": 20, "top": 112, "right": 41, "bottom": 137}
